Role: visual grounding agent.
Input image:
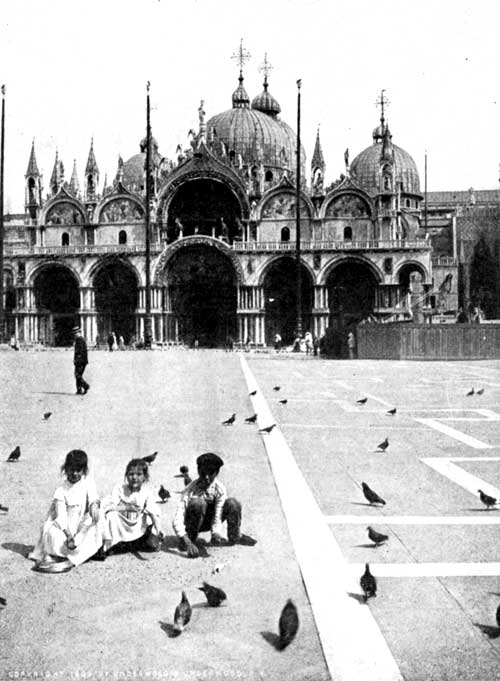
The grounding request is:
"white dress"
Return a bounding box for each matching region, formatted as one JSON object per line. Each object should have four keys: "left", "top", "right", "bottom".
{"left": 101, "top": 483, "right": 161, "bottom": 549}
{"left": 30, "top": 476, "right": 103, "bottom": 566}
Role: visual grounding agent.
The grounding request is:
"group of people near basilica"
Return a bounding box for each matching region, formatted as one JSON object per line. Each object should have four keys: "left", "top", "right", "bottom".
{"left": 29, "top": 449, "right": 255, "bottom": 573}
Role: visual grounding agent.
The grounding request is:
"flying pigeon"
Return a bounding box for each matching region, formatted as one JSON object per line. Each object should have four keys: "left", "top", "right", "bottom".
{"left": 273, "top": 386, "right": 281, "bottom": 391}
{"left": 7, "top": 446, "right": 21, "bottom": 462}
{"left": 477, "top": 388, "right": 484, "bottom": 395}
{"left": 259, "top": 424, "right": 277, "bottom": 433}
{"left": 357, "top": 397, "right": 368, "bottom": 404}
{"left": 387, "top": 408, "right": 397, "bottom": 415}
{"left": 174, "top": 466, "right": 192, "bottom": 486}
{"left": 142, "top": 451, "right": 158, "bottom": 465}
{"left": 367, "top": 526, "right": 389, "bottom": 546}
{"left": 43, "top": 412, "right": 52, "bottom": 420}
{"left": 158, "top": 485, "right": 170, "bottom": 502}
{"left": 361, "top": 482, "right": 386, "bottom": 506}
{"left": 466, "top": 388, "right": 475, "bottom": 396}
{"left": 222, "top": 413, "right": 236, "bottom": 426}
{"left": 360, "top": 563, "right": 377, "bottom": 602}
{"left": 376, "top": 437, "right": 389, "bottom": 452}
{"left": 173, "top": 591, "right": 192, "bottom": 634}
{"left": 478, "top": 489, "right": 497, "bottom": 510}
{"left": 0, "top": 504, "right": 8, "bottom": 512}
{"left": 279, "top": 399, "right": 288, "bottom": 405}
{"left": 198, "top": 582, "right": 227, "bottom": 607}
{"left": 249, "top": 390, "right": 257, "bottom": 396}
{"left": 245, "top": 413, "right": 258, "bottom": 423}
{"left": 278, "top": 599, "right": 299, "bottom": 650}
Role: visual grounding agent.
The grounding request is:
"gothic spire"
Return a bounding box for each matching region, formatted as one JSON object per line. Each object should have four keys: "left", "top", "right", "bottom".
{"left": 69, "top": 159, "right": 80, "bottom": 197}
{"left": 85, "top": 138, "right": 99, "bottom": 176}
{"left": 311, "top": 127, "right": 325, "bottom": 172}
{"left": 50, "top": 151, "right": 63, "bottom": 195}
{"left": 25, "top": 139, "right": 40, "bottom": 177}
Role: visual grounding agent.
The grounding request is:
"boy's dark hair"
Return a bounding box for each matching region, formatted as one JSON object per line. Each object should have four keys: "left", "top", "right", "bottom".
{"left": 61, "top": 449, "right": 89, "bottom": 475}
{"left": 125, "top": 458, "right": 149, "bottom": 481}
{"left": 196, "top": 452, "right": 224, "bottom": 474}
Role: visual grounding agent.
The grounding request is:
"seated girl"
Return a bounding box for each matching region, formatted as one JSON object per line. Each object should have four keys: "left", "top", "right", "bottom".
{"left": 100, "top": 458, "right": 162, "bottom": 556}
{"left": 29, "top": 449, "right": 102, "bottom": 572}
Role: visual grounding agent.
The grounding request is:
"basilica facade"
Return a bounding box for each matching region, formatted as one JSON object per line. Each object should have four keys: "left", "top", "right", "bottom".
{"left": 4, "top": 68, "right": 452, "bottom": 348}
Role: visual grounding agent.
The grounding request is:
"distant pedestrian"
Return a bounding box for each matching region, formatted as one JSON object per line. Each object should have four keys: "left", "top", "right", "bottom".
{"left": 112, "top": 332, "right": 118, "bottom": 351}
{"left": 347, "top": 331, "right": 356, "bottom": 359}
{"left": 73, "top": 326, "right": 90, "bottom": 395}
{"left": 313, "top": 335, "right": 319, "bottom": 356}
{"left": 304, "top": 331, "right": 313, "bottom": 355}
{"left": 118, "top": 335, "right": 125, "bottom": 350}
{"left": 194, "top": 339, "right": 199, "bottom": 350}
{"left": 245, "top": 336, "right": 251, "bottom": 352}
{"left": 226, "top": 335, "right": 234, "bottom": 352}
{"left": 274, "top": 333, "right": 282, "bottom": 353}
{"left": 107, "top": 332, "right": 114, "bottom": 351}
{"left": 9, "top": 335, "right": 19, "bottom": 351}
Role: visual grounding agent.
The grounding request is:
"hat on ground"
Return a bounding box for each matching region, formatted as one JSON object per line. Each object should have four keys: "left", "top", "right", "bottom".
{"left": 196, "top": 452, "right": 224, "bottom": 472}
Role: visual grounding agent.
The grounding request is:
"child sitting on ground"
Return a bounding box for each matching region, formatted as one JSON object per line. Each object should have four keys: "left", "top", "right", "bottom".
{"left": 100, "top": 458, "right": 162, "bottom": 556}
{"left": 29, "top": 449, "right": 102, "bottom": 572}
{"left": 172, "top": 452, "right": 256, "bottom": 558}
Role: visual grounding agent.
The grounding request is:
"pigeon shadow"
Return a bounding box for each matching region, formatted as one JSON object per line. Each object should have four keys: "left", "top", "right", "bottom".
{"left": 463, "top": 508, "right": 498, "bottom": 513}
{"left": 2, "top": 542, "right": 34, "bottom": 558}
{"left": 33, "top": 391, "right": 75, "bottom": 396}
{"left": 487, "top": 592, "right": 500, "bottom": 597}
{"left": 159, "top": 621, "right": 181, "bottom": 638}
{"left": 261, "top": 631, "right": 281, "bottom": 650}
{"left": 351, "top": 502, "right": 380, "bottom": 507}
{"left": 160, "top": 534, "right": 210, "bottom": 559}
{"left": 355, "top": 543, "right": 379, "bottom": 549}
{"left": 347, "top": 592, "right": 367, "bottom": 604}
{"left": 130, "top": 550, "right": 148, "bottom": 562}
{"left": 474, "top": 623, "right": 500, "bottom": 639}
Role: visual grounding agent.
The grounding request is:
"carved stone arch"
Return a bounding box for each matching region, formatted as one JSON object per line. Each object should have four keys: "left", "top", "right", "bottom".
{"left": 88, "top": 254, "right": 141, "bottom": 286}
{"left": 317, "top": 254, "right": 383, "bottom": 286}
{"left": 28, "top": 260, "right": 82, "bottom": 287}
{"left": 256, "top": 253, "right": 317, "bottom": 287}
{"left": 96, "top": 194, "right": 145, "bottom": 224}
{"left": 153, "top": 235, "right": 244, "bottom": 286}
{"left": 321, "top": 190, "right": 373, "bottom": 219}
{"left": 259, "top": 188, "right": 313, "bottom": 221}
{"left": 41, "top": 196, "right": 87, "bottom": 226}
{"left": 394, "top": 260, "right": 429, "bottom": 284}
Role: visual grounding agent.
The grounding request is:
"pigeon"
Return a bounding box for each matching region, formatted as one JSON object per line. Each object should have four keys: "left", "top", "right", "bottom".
{"left": 361, "top": 482, "right": 386, "bottom": 506}
{"left": 198, "top": 582, "right": 227, "bottom": 607}
{"left": 222, "top": 413, "right": 236, "bottom": 426}
{"left": 367, "top": 526, "right": 389, "bottom": 546}
{"left": 0, "top": 597, "right": 6, "bottom": 607}
{"left": 477, "top": 388, "right": 484, "bottom": 395}
{"left": 279, "top": 399, "right": 288, "bottom": 405}
{"left": 245, "top": 413, "right": 258, "bottom": 423}
{"left": 466, "top": 388, "right": 475, "bottom": 396}
{"left": 478, "top": 489, "right": 497, "bottom": 510}
{"left": 43, "top": 412, "right": 52, "bottom": 420}
{"left": 387, "top": 408, "right": 397, "bottom": 415}
{"left": 0, "top": 504, "right": 8, "bottom": 512}
{"left": 142, "top": 451, "right": 158, "bottom": 465}
{"left": 278, "top": 599, "right": 299, "bottom": 650}
{"left": 273, "top": 386, "right": 281, "bottom": 391}
{"left": 7, "top": 446, "right": 21, "bottom": 462}
{"left": 174, "top": 466, "right": 192, "bottom": 486}
{"left": 211, "top": 562, "right": 226, "bottom": 575}
{"left": 249, "top": 390, "right": 257, "bottom": 396}
{"left": 360, "top": 563, "right": 377, "bottom": 602}
{"left": 259, "top": 424, "right": 276, "bottom": 433}
{"left": 173, "top": 591, "right": 192, "bottom": 634}
{"left": 357, "top": 397, "right": 368, "bottom": 404}
{"left": 496, "top": 604, "right": 500, "bottom": 628}
{"left": 376, "top": 437, "right": 389, "bottom": 452}
{"left": 158, "top": 485, "right": 170, "bottom": 502}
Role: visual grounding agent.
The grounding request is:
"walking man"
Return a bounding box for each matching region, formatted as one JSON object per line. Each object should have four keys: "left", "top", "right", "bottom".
{"left": 73, "top": 326, "right": 90, "bottom": 395}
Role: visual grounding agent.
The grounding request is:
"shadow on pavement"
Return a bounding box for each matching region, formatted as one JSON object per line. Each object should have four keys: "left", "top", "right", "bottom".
{"left": 355, "top": 543, "right": 379, "bottom": 549}
{"left": 2, "top": 542, "right": 33, "bottom": 558}
{"left": 347, "top": 592, "right": 367, "bottom": 604}
{"left": 159, "top": 621, "right": 181, "bottom": 638}
{"left": 474, "top": 623, "right": 500, "bottom": 639}
{"left": 33, "top": 391, "right": 75, "bottom": 396}
{"left": 261, "top": 630, "right": 281, "bottom": 650}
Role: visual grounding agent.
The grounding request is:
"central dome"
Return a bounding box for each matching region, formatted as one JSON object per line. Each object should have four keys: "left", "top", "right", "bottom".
{"left": 207, "top": 73, "right": 305, "bottom": 176}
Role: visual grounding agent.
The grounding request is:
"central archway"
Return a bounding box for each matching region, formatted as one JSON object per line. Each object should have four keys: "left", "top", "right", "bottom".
{"left": 33, "top": 265, "right": 80, "bottom": 346}
{"left": 326, "top": 261, "right": 378, "bottom": 328}
{"left": 167, "top": 244, "right": 237, "bottom": 347}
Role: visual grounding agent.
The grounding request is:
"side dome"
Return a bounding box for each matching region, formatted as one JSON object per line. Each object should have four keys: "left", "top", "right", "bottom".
{"left": 123, "top": 137, "right": 162, "bottom": 193}
{"left": 350, "top": 134, "right": 421, "bottom": 197}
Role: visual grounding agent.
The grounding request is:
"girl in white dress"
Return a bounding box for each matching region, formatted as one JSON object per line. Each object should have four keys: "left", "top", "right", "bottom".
{"left": 30, "top": 450, "right": 102, "bottom": 571}
{"left": 101, "top": 458, "right": 161, "bottom": 555}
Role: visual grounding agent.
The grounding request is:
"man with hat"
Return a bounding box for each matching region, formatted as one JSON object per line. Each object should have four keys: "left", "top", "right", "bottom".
{"left": 73, "top": 326, "right": 90, "bottom": 395}
{"left": 172, "top": 452, "right": 256, "bottom": 558}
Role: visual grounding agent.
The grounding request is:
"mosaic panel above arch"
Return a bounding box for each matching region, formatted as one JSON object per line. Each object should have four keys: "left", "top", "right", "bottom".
{"left": 46, "top": 202, "right": 85, "bottom": 225}
{"left": 100, "top": 199, "right": 144, "bottom": 223}
{"left": 261, "top": 192, "right": 310, "bottom": 219}
{"left": 325, "top": 194, "right": 370, "bottom": 218}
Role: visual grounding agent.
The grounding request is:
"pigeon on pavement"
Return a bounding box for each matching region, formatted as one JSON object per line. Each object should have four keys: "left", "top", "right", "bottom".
{"left": 43, "top": 412, "right": 52, "bottom": 420}
{"left": 174, "top": 466, "right": 192, "bottom": 486}
{"left": 376, "top": 437, "right": 389, "bottom": 451}
{"left": 173, "top": 591, "right": 192, "bottom": 634}
{"left": 222, "top": 413, "right": 236, "bottom": 426}
{"left": 279, "top": 399, "right": 288, "bottom": 405}
{"left": 259, "top": 424, "right": 276, "bottom": 433}
{"left": 466, "top": 388, "right": 475, "bottom": 396}
{"left": 478, "top": 489, "right": 497, "bottom": 510}
{"left": 6, "top": 446, "right": 21, "bottom": 462}
{"left": 362, "top": 482, "right": 386, "bottom": 506}
{"left": 387, "top": 408, "right": 397, "bottom": 415}
{"left": 158, "top": 485, "right": 170, "bottom": 502}
{"left": 367, "top": 526, "right": 389, "bottom": 545}
{"left": 198, "top": 582, "right": 227, "bottom": 607}
{"left": 273, "top": 386, "right": 281, "bottom": 391}
{"left": 496, "top": 604, "right": 500, "bottom": 628}
{"left": 249, "top": 390, "right": 257, "bottom": 396}
{"left": 357, "top": 397, "right": 368, "bottom": 404}
{"left": 0, "top": 504, "right": 8, "bottom": 512}
{"left": 278, "top": 599, "right": 299, "bottom": 650}
{"left": 245, "top": 413, "right": 258, "bottom": 423}
{"left": 142, "top": 451, "right": 157, "bottom": 465}
{"left": 0, "top": 597, "right": 6, "bottom": 607}
{"left": 360, "top": 563, "right": 377, "bottom": 602}
{"left": 477, "top": 388, "right": 484, "bottom": 395}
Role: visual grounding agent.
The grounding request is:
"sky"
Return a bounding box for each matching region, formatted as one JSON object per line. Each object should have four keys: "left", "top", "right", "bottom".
{"left": 1, "top": 0, "right": 499, "bottom": 212}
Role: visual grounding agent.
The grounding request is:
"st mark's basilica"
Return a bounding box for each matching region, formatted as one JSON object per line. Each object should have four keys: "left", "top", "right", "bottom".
{"left": 4, "top": 54, "right": 479, "bottom": 348}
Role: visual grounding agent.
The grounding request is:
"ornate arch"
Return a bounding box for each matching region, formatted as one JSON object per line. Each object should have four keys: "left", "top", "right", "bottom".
{"left": 318, "top": 254, "right": 383, "bottom": 286}
{"left": 87, "top": 253, "right": 140, "bottom": 284}
{"left": 256, "top": 253, "right": 316, "bottom": 287}
{"left": 321, "top": 189, "right": 373, "bottom": 219}
{"left": 41, "top": 190, "right": 87, "bottom": 226}
{"left": 152, "top": 235, "right": 244, "bottom": 285}
{"left": 258, "top": 188, "right": 313, "bottom": 221}
{"left": 29, "top": 260, "right": 82, "bottom": 287}
{"left": 97, "top": 194, "right": 145, "bottom": 224}
{"left": 394, "top": 260, "right": 430, "bottom": 284}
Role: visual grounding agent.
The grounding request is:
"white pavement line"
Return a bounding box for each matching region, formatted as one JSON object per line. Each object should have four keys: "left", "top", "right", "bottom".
{"left": 364, "top": 393, "right": 394, "bottom": 407}
{"left": 349, "top": 563, "right": 500, "bottom": 577}
{"left": 414, "top": 418, "right": 493, "bottom": 449}
{"left": 293, "top": 370, "right": 305, "bottom": 379}
{"left": 240, "top": 356, "right": 404, "bottom": 681}
{"left": 326, "top": 515, "right": 500, "bottom": 525}
{"left": 421, "top": 457, "right": 500, "bottom": 500}
{"left": 435, "top": 408, "right": 500, "bottom": 422}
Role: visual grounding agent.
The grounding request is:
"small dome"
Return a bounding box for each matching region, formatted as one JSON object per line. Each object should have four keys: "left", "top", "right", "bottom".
{"left": 251, "top": 82, "right": 281, "bottom": 117}
{"left": 232, "top": 74, "right": 250, "bottom": 109}
{"left": 123, "top": 137, "right": 163, "bottom": 192}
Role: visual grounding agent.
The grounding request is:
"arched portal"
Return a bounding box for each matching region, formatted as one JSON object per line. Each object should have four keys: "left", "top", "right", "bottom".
{"left": 166, "top": 244, "right": 237, "bottom": 347}
{"left": 326, "top": 261, "right": 378, "bottom": 329}
{"left": 263, "top": 258, "right": 313, "bottom": 345}
{"left": 33, "top": 266, "right": 79, "bottom": 346}
{"left": 93, "top": 261, "right": 138, "bottom": 344}
{"left": 166, "top": 179, "right": 242, "bottom": 243}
